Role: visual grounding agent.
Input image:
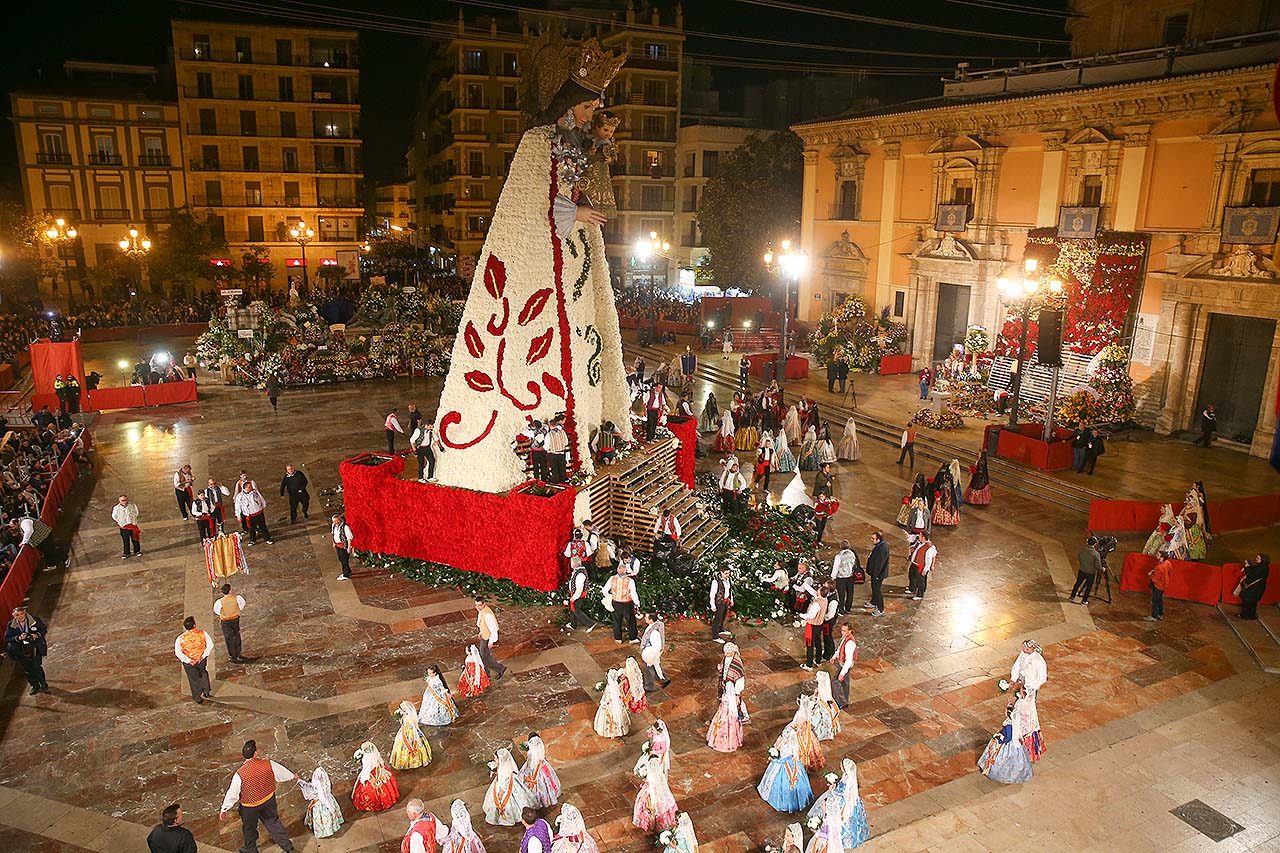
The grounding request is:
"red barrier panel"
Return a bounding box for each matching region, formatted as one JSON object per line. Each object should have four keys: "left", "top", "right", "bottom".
{"left": 339, "top": 453, "right": 577, "bottom": 591}
{"left": 879, "top": 354, "right": 914, "bottom": 375}
{"left": 29, "top": 340, "right": 86, "bottom": 396}
{"left": 1220, "top": 562, "right": 1280, "bottom": 606}
{"left": 667, "top": 416, "right": 698, "bottom": 490}
{"left": 0, "top": 548, "right": 40, "bottom": 616}
{"left": 87, "top": 386, "right": 147, "bottom": 410}
{"left": 143, "top": 381, "right": 198, "bottom": 406}
{"left": 1119, "top": 552, "right": 1223, "bottom": 606}
{"left": 744, "top": 353, "right": 809, "bottom": 379}
{"left": 996, "top": 424, "right": 1075, "bottom": 470}
{"left": 1089, "top": 493, "right": 1280, "bottom": 532}
{"left": 40, "top": 454, "right": 77, "bottom": 529}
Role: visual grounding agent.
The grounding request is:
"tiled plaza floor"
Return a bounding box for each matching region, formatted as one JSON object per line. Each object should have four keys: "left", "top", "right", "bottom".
{"left": 0, "top": 339, "right": 1276, "bottom": 852}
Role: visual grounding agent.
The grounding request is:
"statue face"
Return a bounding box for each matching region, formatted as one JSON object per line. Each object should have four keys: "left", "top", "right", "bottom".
{"left": 570, "top": 98, "right": 599, "bottom": 127}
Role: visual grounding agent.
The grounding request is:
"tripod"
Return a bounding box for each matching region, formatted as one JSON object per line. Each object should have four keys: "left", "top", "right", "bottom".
{"left": 1090, "top": 535, "right": 1117, "bottom": 604}
{"left": 841, "top": 375, "right": 858, "bottom": 410}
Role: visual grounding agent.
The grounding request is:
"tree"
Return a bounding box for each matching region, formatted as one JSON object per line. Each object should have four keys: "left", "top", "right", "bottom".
{"left": 697, "top": 131, "right": 804, "bottom": 294}
{"left": 145, "top": 206, "right": 227, "bottom": 297}
{"left": 0, "top": 202, "right": 56, "bottom": 297}
{"left": 239, "top": 246, "right": 274, "bottom": 293}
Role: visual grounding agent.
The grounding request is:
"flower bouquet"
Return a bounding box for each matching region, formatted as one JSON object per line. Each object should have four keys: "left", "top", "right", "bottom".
{"left": 998, "top": 679, "right": 1011, "bottom": 694}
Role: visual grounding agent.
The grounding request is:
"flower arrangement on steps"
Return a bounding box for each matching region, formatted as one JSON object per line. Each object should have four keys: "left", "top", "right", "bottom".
{"left": 809, "top": 297, "right": 908, "bottom": 373}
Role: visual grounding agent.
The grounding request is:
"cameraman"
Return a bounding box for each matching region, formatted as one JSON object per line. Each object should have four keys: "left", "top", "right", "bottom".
{"left": 1070, "top": 536, "right": 1103, "bottom": 606}
{"left": 4, "top": 605, "right": 50, "bottom": 695}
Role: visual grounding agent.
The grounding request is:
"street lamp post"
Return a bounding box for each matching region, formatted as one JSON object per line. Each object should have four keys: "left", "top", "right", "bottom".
{"left": 633, "top": 230, "right": 671, "bottom": 299}
{"left": 995, "top": 257, "right": 1062, "bottom": 430}
{"left": 118, "top": 226, "right": 152, "bottom": 297}
{"left": 763, "top": 239, "right": 808, "bottom": 384}
{"left": 290, "top": 221, "right": 315, "bottom": 291}
{"left": 44, "top": 218, "right": 78, "bottom": 310}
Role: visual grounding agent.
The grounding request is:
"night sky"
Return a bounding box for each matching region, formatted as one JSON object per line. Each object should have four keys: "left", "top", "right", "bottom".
{"left": 0, "top": 0, "right": 1071, "bottom": 196}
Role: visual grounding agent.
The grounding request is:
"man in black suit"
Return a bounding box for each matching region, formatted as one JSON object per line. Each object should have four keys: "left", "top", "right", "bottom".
{"left": 147, "top": 803, "right": 197, "bottom": 853}
{"left": 863, "top": 531, "right": 890, "bottom": 617}
{"left": 279, "top": 464, "right": 310, "bottom": 523}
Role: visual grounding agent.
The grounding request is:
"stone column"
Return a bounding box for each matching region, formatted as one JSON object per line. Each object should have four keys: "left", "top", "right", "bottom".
{"left": 1112, "top": 126, "right": 1150, "bottom": 233}
{"left": 1156, "top": 298, "right": 1199, "bottom": 435}
{"left": 1036, "top": 132, "right": 1066, "bottom": 227}
{"left": 798, "top": 148, "right": 819, "bottom": 320}
{"left": 876, "top": 143, "right": 901, "bottom": 312}
{"left": 1251, "top": 321, "right": 1280, "bottom": 457}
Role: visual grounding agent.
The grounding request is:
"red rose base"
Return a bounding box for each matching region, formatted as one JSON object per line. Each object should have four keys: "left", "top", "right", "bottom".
{"left": 339, "top": 453, "right": 577, "bottom": 592}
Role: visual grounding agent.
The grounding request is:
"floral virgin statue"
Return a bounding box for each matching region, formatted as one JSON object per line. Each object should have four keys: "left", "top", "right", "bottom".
{"left": 434, "top": 32, "right": 633, "bottom": 492}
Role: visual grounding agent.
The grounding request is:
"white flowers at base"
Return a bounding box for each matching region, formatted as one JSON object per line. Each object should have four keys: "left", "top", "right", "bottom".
{"left": 768, "top": 747, "right": 780, "bottom": 759}
{"left": 807, "top": 815, "right": 822, "bottom": 831}
{"left": 998, "top": 679, "right": 1011, "bottom": 693}
{"left": 824, "top": 771, "right": 839, "bottom": 785}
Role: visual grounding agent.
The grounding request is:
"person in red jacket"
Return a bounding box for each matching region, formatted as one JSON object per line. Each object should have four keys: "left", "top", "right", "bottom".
{"left": 1144, "top": 553, "right": 1172, "bottom": 621}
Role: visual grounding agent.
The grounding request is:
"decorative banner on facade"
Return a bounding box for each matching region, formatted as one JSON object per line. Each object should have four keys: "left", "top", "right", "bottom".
{"left": 1131, "top": 312, "right": 1159, "bottom": 365}
{"left": 934, "top": 204, "right": 969, "bottom": 233}
{"left": 1058, "top": 206, "right": 1100, "bottom": 240}
{"left": 336, "top": 249, "right": 359, "bottom": 279}
{"left": 1221, "top": 206, "right": 1280, "bottom": 245}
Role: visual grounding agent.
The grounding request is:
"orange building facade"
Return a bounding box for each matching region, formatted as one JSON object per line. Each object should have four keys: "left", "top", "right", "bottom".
{"left": 793, "top": 46, "right": 1280, "bottom": 457}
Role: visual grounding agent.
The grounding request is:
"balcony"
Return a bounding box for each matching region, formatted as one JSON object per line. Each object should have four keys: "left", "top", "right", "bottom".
{"left": 625, "top": 93, "right": 677, "bottom": 107}
{"left": 315, "top": 162, "right": 361, "bottom": 174}
{"left": 36, "top": 152, "right": 72, "bottom": 165}
{"left": 44, "top": 207, "right": 81, "bottom": 219}
{"left": 94, "top": 208, "right": 131, "bottom": 220}
{"left": 317, "top": 196, "right": 361, "bottom": 208}
{"left": 143, "top": 207, "right": 175, "bottom": 221}
{"left": 465, "top": 166, "right": 492, "bottom": 179}
{"left": 311, "top": 90, "right": 354, "bottom": 104}
{"left": 638, "top": 199, "right": 674, "bottom": 212}
{"left": 457, "top": 100, "right": 489, "bottom": 111}
{"left": 178, "top": 48, "right": 358, "bottom": 69}
{"left": 138, "top": 153, "right": 172, "bottom": 167}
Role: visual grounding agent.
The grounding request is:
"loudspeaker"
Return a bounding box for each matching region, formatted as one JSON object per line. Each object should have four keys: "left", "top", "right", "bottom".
{"left": 1036, "top": 309, "right": 1064, "bottom": 367}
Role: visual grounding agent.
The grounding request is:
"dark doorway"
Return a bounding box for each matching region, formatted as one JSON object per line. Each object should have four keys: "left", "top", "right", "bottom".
{"left": 933, "top": 283, "right": 970, "bottom": 362}
{"left": 1195, "top": 313, "right": 1275, "bottom": 442}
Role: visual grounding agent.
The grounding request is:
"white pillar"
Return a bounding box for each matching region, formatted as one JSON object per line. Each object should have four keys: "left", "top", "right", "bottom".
{"left": 875, "top": 143, "right": 901, "bottom": 312}
{"left": 1112, "top": 126, "right": 1150, "bottom": 233}
{"left": 798, "top": 148, "right": 818, "bottom": 319}
{"left": 1036, "top": 132, "right": 1065, "bottom": 227}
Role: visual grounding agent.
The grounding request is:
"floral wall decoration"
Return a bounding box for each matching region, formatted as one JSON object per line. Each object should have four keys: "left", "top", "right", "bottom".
{"left": 809, "top": 296, "right": 908, "bottom": 372}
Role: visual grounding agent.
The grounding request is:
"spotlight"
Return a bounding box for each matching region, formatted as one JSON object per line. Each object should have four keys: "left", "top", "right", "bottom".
{"left": 153, "top": 352, "right": 170, "bottom": 365}
{"left": 117, "top": 360, "right": 130, "bottom": 369}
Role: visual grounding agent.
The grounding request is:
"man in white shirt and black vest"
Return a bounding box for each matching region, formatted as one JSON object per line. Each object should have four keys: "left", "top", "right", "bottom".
{"left": 602, "top": 563, "right": 640, "bottom": 644}
{"left": 820, "top": 581, "right": 840, "bottom": 662}
{"left": 545, "top": 416, "right": 569, "bottom": 484}
{"left": 833, "top": 623, "right": 857, "bottom": 708}
{"left": 644, "top": 381, "right": 666, "bottom": 442}
{"left": 567, "top": 559, "right": 596, "bottom": 632}
{"left": 801, "top": 594, "right": 824, "bottom": 670}
{"left": 203, "top": 478, "right": 230, "bottom": 533}
{"left": 719, "top": 458, "right": 747, "bottom": 515}
{"left": 474, "top": 597, "right": 507, "bottom": 679}
{"left": 709, "top": 567, "right": 733, "bottom": 642}
{"left": 831, "top": 540, "right": 860, "bottom": 614}
{"left": 219, "top": 739, "right": 297, "bottom": 853}
{"left": 908, "top": 531, "right": 937, "bottom": 601}
{"left": 331, "top": 514, "right": 354, "bottom": 580}
{"left": 640, "top": 611, "right": 668, "bottom": 690}
{"left": 653, "top": 509, "right": 681, "bottom": 548}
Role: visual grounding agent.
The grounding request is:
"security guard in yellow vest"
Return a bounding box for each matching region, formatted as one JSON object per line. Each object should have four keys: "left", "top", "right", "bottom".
{"left": 213, "top": 583, "right": 247, "bottom": 663}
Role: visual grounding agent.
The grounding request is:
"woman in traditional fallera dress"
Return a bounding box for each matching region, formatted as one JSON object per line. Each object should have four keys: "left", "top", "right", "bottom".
{"left": 301, "top": 766, "right": 344, "bottom": 840}
{"left": 389, "top": 700, "right": 432, "bottom": 770}
{"left": 700, "top": 392, "right": 720, "bottom": 433}
{"left": 636, "top": 719, "right": 672, "bottom": 774}
{"left": 520, "top": 732, "right": 562, "bottom": 808}
{"left": 837, "top": 416, "right": 861, "bottom": 461}
{"left": 621, "top": 656, "right": 650, "bottom": 713}
{"left": 444, "top": 799, "right": 487, "bottom": 853}
{"left": 798, "top": 425, "right": 820, "bottom": 471}
{"left": 1180, "top": 487, "right": 1208, "bottom": 560}
{"left": 774, "top": 428, "right": 797, "bottom": 473}
{"left": 594, "top": 668, "right": 631, "bottom": 738}
{"left": 714, "top": 411, "right": 737, "bottom": 453}
{"left": 758, "top": 726, "right": 813, "bottom": 812}
{"left": 660, "top": 812, "right": 699, "bottom": 853}
{"left": 816, "top": 431, "right": 837, "bottom": 465}
{"left": 963, "top": 450, "right": 992, "bottom": 505}
{"left": 977, "top": 697, "right": 1034, "bottom": 784}
{"left": 808, "top": 758, "right": 869, "bottom": 848}
{"left": 784, "top": 405, "right": 802, "bottom": 443}
{"left": 419, "top": 665, "right": 460, "bottom": 726}
{"left": 484, "top": 747, "right": 536, "bottom": 826}
{"left": 552, "top": 802, "right": 600, "bottom": 853}
{"left": 633, "top": 753, "right": 680, "bottom": 832}
{"left": 432, "top": 33, "right": 632, "bottom": 493}
{"left": 809, "top": 671, "right": 840, "bottom": 741}
{"left": 458, "top": 644, "right": 490, "bottom": 698}
{"left": 707, "top": 678, "right": 744, "bottom": 753}
{"left": 352, "top": 741, "right": 399, "bottom": 812}
{"left": 784, "top": 696, "right": 825, "bottom": 771}
{"left": 804, "top": 789, "right": 843, "bottom": 853}
{"left": 931, "top": 465, "right": 961, "bottom": 526}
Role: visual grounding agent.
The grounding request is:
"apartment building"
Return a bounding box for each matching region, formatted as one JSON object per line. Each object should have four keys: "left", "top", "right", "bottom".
{"left": 674, "top": 124, "right": 757, "bottom": 278}
{"left": 409, "top": 5, "right": 685, "bottom": 287}
{"left": 370, "top": 181, "right": 414, "bottom": 235}
{"left": 171, "top": 20, "right": 362, "bottom": 283}
{"left": 10, "top": 62, "right": 185, "bottom": 287}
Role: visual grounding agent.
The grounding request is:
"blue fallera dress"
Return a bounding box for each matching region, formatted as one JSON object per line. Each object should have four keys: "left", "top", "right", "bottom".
{"left": 808, "top": 782, "right": 870, "bottom": 848}
{"left": 977, "top": 722, "right": 1033, "bottom": 784}
{"left": 758, "top": 738, "right": 813, "bottom": 813}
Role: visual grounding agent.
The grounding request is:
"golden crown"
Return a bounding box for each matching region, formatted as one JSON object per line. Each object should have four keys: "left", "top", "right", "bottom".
{"left": 572, "top": 39, "right": 626, "bottom": 96}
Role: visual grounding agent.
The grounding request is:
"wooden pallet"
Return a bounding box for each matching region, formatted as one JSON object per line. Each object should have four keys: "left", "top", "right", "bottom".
{"left": 583, "top": 437, "right": 728, "bottom": 560}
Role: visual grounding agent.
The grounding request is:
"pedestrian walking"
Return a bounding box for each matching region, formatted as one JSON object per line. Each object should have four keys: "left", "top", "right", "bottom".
{"left": 897, "top": 423, "right": 917, "bottom": 467}
{"left": 402, "top": 799, "right": 448, "bottom": 853}
{"left": 203, "top": 478, "right": 230, "bottom": 533}
{"left": 567, "top": 560, "right": 596, "bottom": 631}
{"left": 801, "top": 592, "right": 824, "bottom": 670}
{"left": 908, "top": 532, "right": 936, "bottom": 601}
{"left": 219, "top": 740, "right": 297, "bottom": 853}
{"left": 603, "top": 563, "right": 640, "bottom": 643}
{"left": 1144, "top": 553, "right": 1171, "bottom": 621}
{"left": 214, "top": 583, "right": 248, "bottom": 663}
{"left": 832, "top": 540, "right": 859, "bottom": 614}
{"left": 863, "top": 531, "right": 889, "bottom": 616}
{"left": 640, "top": 612, "right": 669, "bottom": 690}
{"left": 174, "top": 616, "right": 213, "bottom": 704}
{"left": 709, "top": 566, "right": 733, "bottom": 641}
{"left": 1082, "top": 430, "right": 1106, "bottom": 475}
{"left": 821, "top": 581, "right": 840, "bottom": 662}
{"left": 832, "top": 623, "right": 857, "bottom": 709}
{"left": 190, "top": 493, "right": 216, "bottom": 541}
{"left": 1194, "top": 404, "right": 1217, "bottom": 447}
{"left": 173, "top": 464, "right": 195, "bottom": 519}
{"left": 411, "top": 418, "right": 442, "bottom": 482}
{"left": 645, "top": 382, "right": 666, "bottom": 442}
{"left": 234, "top": 481, "right": 273, "bottom": 545}
{"left": 5, "top": 605, "right": 50, "bottom": 695}
{"left": 1070, "top": 536, "right": 1102, "bottom": 606}
{"left": 384, "top": 409, "right": 404, "bottom": 454}
{"left": 406, "top": 402, "right": 422, "bottom": 437}
{"left": 264, "top": 375, "right": 281, "bottom": 412}
{"left": 146, "top": 803, "right": 197, "bottom": 853}
{"left": 331, "top": 514, "right": 354, "bottom": 580}
{"left": 112, "top": 494, "right": 142, "bottom": 558}
{"left": 278, "top": 464, "right": 310, "bottom": 523}
{"left": 474, "top": 596, "right": 507, "bottom": 679}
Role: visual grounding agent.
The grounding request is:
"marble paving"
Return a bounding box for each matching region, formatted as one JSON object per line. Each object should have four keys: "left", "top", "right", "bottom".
{"left": 0, "top": 342, "right": 1276, "bottom": 852}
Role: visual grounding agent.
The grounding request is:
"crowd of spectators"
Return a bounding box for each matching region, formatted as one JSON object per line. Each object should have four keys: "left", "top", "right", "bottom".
{"left": 0, "top": 414, "right": 87, "bottom": 575}
{"left": 62, "top": 293, "right": 220, "bottom": 330}
{"left": 615, "top": 291, "right": 701, "bottom": 325}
